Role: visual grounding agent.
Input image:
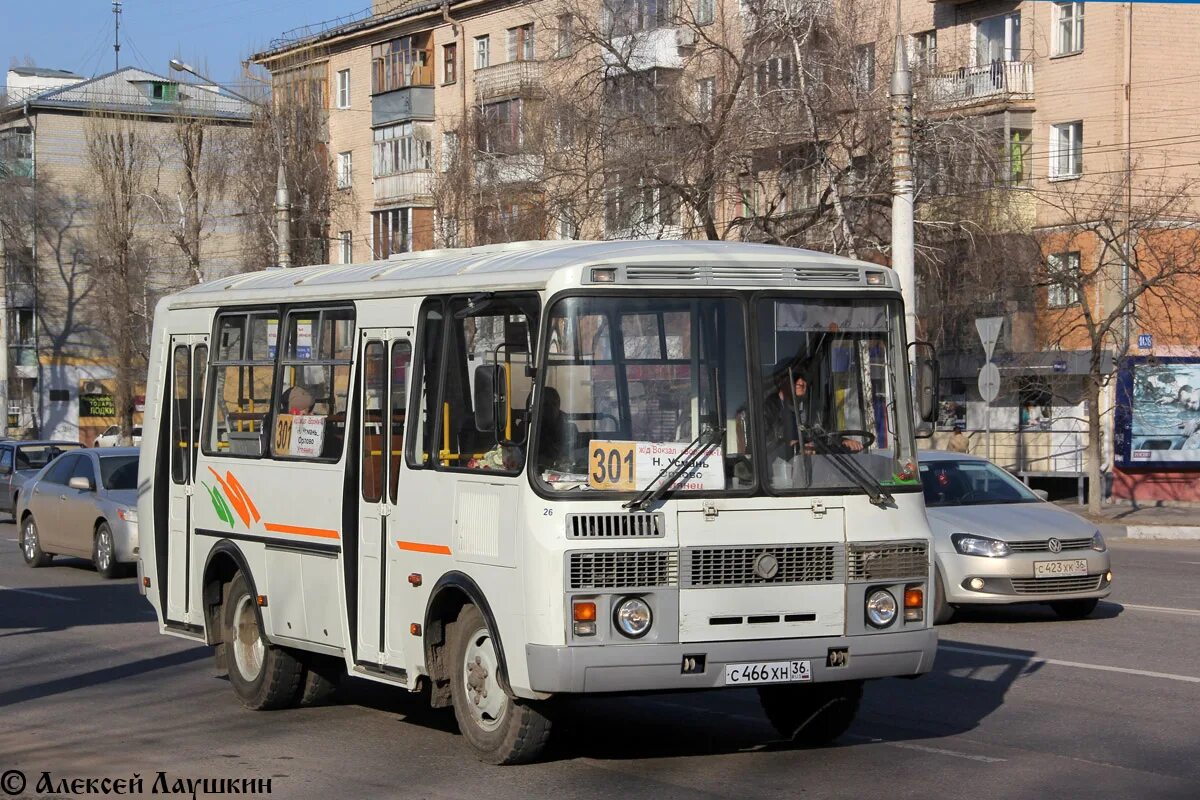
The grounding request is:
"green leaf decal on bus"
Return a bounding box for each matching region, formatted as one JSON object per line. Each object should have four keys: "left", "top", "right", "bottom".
{"left": 203, "top": 482, "right": 236, "bottom": 528}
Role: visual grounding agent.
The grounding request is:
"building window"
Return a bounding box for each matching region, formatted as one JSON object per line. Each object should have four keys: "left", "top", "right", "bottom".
{"left": 1047, "top": 251, "right": 1081, "bottom": 307}
{"left": 1054, "top": 2, "right": 1084, "bottom": 56}
{"left": 508, "top": 24, "right": 535, "bottom": 62}
{"left": 339, "top": 231, "right": 353, "bottom": 265}
{"left": 336, "top": 151, "right": 352, "bottom": 189}
{"left": 605, "top": 0, "right": 674, "bottom": 37}
{"left": 149, "top": 81, "right": 179, "bottom": 102}
{"left": 443, "top": 43, "right": 457, "bottom": 84}
{"left": 336, "top": 69, "right": 350, "bottom": 109}
{"left": 373, "top": 123, "right": 433, "bottom": 177}
{"left": 556, "top": 14, "right": 574, "bottom": 57}
{"left": 477, "top": 99, "right": 525, "bottom": 154}
{"left": 475, "top": 35, "right": 490, "bottom": 70}
{"left": 752, "top": 56, "right": 795, "bottom": 98}
{"left": 910, "top": 30, "right": 937, "bottom": 72}
{"left": 1050, "top": 121, "right": 1083, "bottom": 179}
{"left": 696, "top": 77, "right": 714, "bottom": 116}
{"left": 1008, "top": 129, "right": 1031, "bottom": 185}
{"left": 854, "top": 43, "right": 876, "bottom": 94}
{"left": 696, "top": 0, "right": 714, "bottom": 25}
{"left": 975, "top": 12, "right": 1021, "bottom": 65}
{"left": 373, "top": 208, "right": 412, "bottom": 259}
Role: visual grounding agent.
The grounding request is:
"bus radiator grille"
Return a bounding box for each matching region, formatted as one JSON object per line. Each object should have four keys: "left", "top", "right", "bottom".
{"left": 680, "top": 544, "right": 846, "bottom": 588}
{"left": 566, "top": 512, "right": 665, "bottom": 539}
{"left": 846, "top": 541, "right": 929, "bottom": 582}
{"left": 568, "top": 549, "right": 678, "bottom": 590}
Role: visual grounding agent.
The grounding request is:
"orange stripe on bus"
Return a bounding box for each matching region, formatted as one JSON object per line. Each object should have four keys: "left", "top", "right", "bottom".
{"left": 208, "top": 467, "right": 251, "bottom": 527}
{"left": 396, "top": 540, "right": 452, "bottom": 555}
{"left": 264, "top": 523, "right": 341, "bottom": 540}
{"left": 225, "top": 472, "right": 261, "bottom": 523}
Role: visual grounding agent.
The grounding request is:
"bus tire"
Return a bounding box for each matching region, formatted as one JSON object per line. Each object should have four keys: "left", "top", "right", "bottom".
{"left": 448, "top": 604, "right": 551, "bottom": 765}
{"left": 757, "top": 680, "right": 863, "bottom": 746}
{"left": 20, "top": 514, "right": 52, "bottom": 568}
{"left": 222, "top": 572, "right": 303, "bottom": 710}
{"left": 299, "top": 654, "right": 343, "bottom": 706}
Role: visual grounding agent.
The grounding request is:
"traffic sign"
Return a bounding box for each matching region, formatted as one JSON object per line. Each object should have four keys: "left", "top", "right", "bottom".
{"left": 975, "top": 317, "right": 1003, "bottom": 361}
{"left": 978, "top": 361, "right": 1001, "bottom": 403}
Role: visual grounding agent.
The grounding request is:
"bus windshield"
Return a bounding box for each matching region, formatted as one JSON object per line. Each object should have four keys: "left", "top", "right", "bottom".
{"left": 536, "top": 295, "right": 752, "bottom": 493}
{"left": 756, "top": 297, "right": 916, "bottom": 492}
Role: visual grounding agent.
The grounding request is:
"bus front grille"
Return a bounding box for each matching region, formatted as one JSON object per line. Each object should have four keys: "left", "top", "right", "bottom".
{"left": 847, "top": 541, "right": 929, "bottom": 582}
{"left": 566, "top": 512, "right": 665, "bottom": 539}
{"left": 568, "top": 549, "right": 678, "bottom": 590}
{"left": 680, "top": 544, "right": 845, "bottom": 588}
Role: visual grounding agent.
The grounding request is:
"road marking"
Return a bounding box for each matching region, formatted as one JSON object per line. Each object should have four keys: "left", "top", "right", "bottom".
{"left": 940, "top": 644, "right": 1200, "bottom": 685}
{"left": 0, "top": 584, "right": 77, "bottom": 601}
{"left": 1120, "top": 602, "right": 1200, "bottom": 617}
{"left": 6, "top": 538, "right": 17, "bottom": 542}
{"left": 845, "top": 735, "right": 1006, "bottom": 763}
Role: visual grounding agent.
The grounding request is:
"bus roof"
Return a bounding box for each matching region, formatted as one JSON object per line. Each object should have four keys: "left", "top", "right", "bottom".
{"left": 168, "top": 240, "right": 896, "bottom": 308}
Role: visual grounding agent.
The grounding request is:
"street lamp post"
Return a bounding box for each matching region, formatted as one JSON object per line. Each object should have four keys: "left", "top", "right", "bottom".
{"left": 169, "top": 59, "right": 291, "bottom": 269}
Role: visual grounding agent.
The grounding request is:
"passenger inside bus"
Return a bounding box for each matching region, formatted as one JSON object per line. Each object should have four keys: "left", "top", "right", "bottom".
{"left": 537, "top": 386, "right": 579, "bottom": 469}
{"left": 282, "top": 385, "right": 316, "bottom": 415}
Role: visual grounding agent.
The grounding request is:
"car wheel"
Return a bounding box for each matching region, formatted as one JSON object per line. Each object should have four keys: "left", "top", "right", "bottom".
{"left": 93, "top": 522, "right": 121, "bottom": 579}
{"left": 1050, "top": 598, "right": 1099, "bottom": 620}
{"left": 448, "top": 604, "right": 552, "bottom": 765}
{"left": 758, "top": 680, "right": 864, "bottom": 746}
{"left": 20, "top": 515, "right": 52, "bottom": 568}
{"left": 222, "top": 571, "right": 303, "bottom": 710}
{"left": 934, "top": 565, "right": 957, "bottom": 625}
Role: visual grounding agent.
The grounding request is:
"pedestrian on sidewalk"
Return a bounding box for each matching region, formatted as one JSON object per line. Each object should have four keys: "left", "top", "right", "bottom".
{"left": 947, "top": 426, "right": 970, "bottom": 453}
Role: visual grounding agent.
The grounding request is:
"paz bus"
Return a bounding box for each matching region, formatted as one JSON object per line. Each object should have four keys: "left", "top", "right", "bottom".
{"left": 138, "top": 240, "right": 939, "bottom": 764}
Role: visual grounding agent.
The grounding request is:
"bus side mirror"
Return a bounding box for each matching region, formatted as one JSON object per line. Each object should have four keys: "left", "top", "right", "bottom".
{"left": 473, "top": 364, "right": 506, "bottom": 439}
{"left": 909, "top": 341, "right": 939, "bottom": 439}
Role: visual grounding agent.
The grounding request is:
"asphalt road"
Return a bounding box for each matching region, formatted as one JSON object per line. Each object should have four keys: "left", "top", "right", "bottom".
{"left": 2, "top": 521, "right": 1198, "bottom": 799}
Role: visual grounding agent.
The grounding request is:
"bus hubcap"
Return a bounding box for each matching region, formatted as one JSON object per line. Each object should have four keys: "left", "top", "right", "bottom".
{"left": 463, "top": 626, "right": 505, "bottom": 732}
{"left": 232, "top": 595, "right": 264, "bottom": 681}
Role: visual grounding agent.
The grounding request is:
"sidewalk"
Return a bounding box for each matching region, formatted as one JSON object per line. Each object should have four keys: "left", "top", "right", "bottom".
{"left": 1053, "top": 499, "right": 1200, "bottom": 540}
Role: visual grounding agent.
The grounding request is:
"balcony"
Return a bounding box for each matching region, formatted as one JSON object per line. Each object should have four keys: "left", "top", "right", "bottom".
{"left": 371, "top": 50, "right": 435, "bottom": 126}
{"left": 604, "top": 28, "right": 688, "bottom": 73}
{"left": 374, "top": 170, "right": 433, "bottom": 204}
{"left": 929, "top": 61, "right": 1034, "bottom": 110}
{"left": 475, "top": 61, "right": 544, "bottom": 102}
{"left": 475, "top": 154, "right": 544, "bottom": 186}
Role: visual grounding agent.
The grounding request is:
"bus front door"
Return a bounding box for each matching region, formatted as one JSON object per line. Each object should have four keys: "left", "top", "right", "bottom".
{"left": 165, "top": 335, "right": 208, "bottom": 625}
{"left": 356, "top": 332, "right": 412, "bottom": 669}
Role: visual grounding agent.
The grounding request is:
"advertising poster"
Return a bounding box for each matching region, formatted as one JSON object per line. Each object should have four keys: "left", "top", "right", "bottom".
{"left": 1115, "top": 357, "right": 1200, "bottom": 468}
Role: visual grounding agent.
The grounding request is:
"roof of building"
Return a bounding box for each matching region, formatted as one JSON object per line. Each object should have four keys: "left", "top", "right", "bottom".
{"left": 169, "top": 240, "right": 896, "bottom": 308}
{"left": 10, "top": 67, "right": 252, "bottom": 121}
{"left": 253, "top": 1, "right": 442, "bottom": 62}
{"left": 8, "top": 66, "right": 84, "bottom": 80}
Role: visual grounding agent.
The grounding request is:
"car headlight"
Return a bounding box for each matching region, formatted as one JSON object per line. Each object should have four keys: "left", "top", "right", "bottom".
{"left": 865, "top": 589, "right": 897, "bottom": 628}
{"left": 1092, "top": 530, "right": 1106, "bottom": 552}
{"left": 117, "top": 507, "right": 137, "bottom": 523}
{"left": 951, "top": 533, "right": 1010, "bottom": 558}
{"left": 614, "top": 597, "right": 652, "bottom": 639}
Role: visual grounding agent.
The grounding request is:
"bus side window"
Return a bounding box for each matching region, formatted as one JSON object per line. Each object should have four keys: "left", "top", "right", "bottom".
{"left": 204, "top": 312, "right": 278, "bottom": 458}
{"left": 409, "top": 301, "right": 446, "bottom": 469}
{"left": 272, "top": 307, "right": 354, "bottom": 461}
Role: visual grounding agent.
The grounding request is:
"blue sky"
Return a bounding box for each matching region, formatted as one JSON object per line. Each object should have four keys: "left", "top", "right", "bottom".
{"left": 1, "top": 0, "right": 362, "bottom": 90}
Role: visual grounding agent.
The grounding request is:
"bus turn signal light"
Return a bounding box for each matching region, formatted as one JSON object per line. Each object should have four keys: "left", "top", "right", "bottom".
{"left": 573, "top": 600, "right": 597, "bottom": 636}
{"left": 904, "top": 586, "right": 923, "bottom": 622}
{"left": 142, "top": 577, "right": 151, "bottom": 588}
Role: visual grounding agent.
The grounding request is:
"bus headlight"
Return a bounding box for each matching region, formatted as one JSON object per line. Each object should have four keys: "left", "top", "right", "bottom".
{"left": 614, "top": 597, "right": 652, "bottom": 639}
{"left": 865, "top": 589, "right": 897, "bottom": 628}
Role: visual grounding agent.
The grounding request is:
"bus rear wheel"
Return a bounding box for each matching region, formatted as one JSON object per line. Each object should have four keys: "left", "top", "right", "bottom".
{"left": 448, "top": 604, "right": 552, "bottom": 765}
{"left": 222, "top": 572, "right": 303, "bottom": 710}
{"left": 758, "top": 680, "right": 863, "bottom": 746}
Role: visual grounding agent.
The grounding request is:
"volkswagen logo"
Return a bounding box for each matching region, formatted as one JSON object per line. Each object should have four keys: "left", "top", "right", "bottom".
{"left": 753, "top": 553, "right": 780, "bottom": 580}
{"left": 1047, "top": 537, "right": 1062, "bottom": 553}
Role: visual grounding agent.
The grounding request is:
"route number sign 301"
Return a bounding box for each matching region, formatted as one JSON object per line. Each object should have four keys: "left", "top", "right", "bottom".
{"left": 586, "top": 440, "right": 726, "bottom": 492}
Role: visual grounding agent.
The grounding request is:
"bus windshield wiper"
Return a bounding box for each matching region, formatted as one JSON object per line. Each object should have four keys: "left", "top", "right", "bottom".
{"left": 624, "top": 426, "right": 725, "bottom": 511}
{"left": 804, "top": 425, "right": 894, "bottom": 508}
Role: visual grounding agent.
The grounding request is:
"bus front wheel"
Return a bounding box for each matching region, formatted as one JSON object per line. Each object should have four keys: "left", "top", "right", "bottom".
{"left": 448, "top": 604, "right": 552, "bottom": 765}
{"left": 757, "top": 680, "right": 863, "bottom": 746}
{"left": 222, "top": 572, "right": 303, "bottom": 710}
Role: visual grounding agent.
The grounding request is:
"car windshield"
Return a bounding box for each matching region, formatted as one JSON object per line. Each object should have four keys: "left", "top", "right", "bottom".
{"left": 535, "top": 295, "right": 751, "bottom": 494}
{"left": 919, "top": 460, "right": 1039, "bottom": 507}
{"left": 100, "top": 456, "right": 138, "bottom": 490}
{"left": 16, "top": 443, "right": 82, "bottom": 470}
{"left": 755, "top": 297, "right": 917, "bottom": 492}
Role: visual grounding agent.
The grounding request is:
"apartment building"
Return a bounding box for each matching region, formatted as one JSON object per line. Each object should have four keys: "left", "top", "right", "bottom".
{"left": 0, "top": 67, "right": 253, "bottom": 442}
{"left": 255, "top": 0, "right": 1200, "bottom": 500}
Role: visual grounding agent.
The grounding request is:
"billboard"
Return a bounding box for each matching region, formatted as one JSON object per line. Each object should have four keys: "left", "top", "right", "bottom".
{"left": 1115, "top": 357, "right": 1200, "bottom": 468}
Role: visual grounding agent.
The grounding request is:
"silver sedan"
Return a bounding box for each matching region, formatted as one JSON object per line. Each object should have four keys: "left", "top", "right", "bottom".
{"left": 920, "top": 450, "right": 1111, "bottom": 623}
{"left": 17, "top": 447, "right": 139, "bottom": 579}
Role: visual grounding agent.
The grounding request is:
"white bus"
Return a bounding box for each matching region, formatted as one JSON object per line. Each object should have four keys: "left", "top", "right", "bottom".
{"left": 139, "top": 240, "right": 939, "bottom": 764}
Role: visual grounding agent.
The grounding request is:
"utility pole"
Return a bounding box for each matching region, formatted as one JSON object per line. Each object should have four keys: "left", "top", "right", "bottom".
{"left": 112, "top": 0, "right": 122, "bottom": 71}
{"left": 275, "top": 164, "right": 291, "bottom": 268}
{"left": 890, "top": 5, "right": 917, "bottom": 348}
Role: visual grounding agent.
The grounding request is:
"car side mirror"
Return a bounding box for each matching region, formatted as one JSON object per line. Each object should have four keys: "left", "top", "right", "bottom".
{"left": 1032, "top": 488, "right": 1049, "bottom": 501}
{"left": 68, "top": 476, "right": 93, "bottom": 491}
{"left": 909, "top": 341, "right": 939, "bottom": 439}
{"left": 0, "top": 464, "right": 10, "bottom": 476}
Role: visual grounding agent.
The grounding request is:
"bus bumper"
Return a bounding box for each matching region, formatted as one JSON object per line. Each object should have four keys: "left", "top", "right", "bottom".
{"left": 524, "top": 628, "right": 937, "bottom": 694}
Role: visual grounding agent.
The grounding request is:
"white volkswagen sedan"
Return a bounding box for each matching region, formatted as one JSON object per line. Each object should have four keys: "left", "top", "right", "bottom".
{"left": 920, "top": 451, "right": 1111, "bottom": 623}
